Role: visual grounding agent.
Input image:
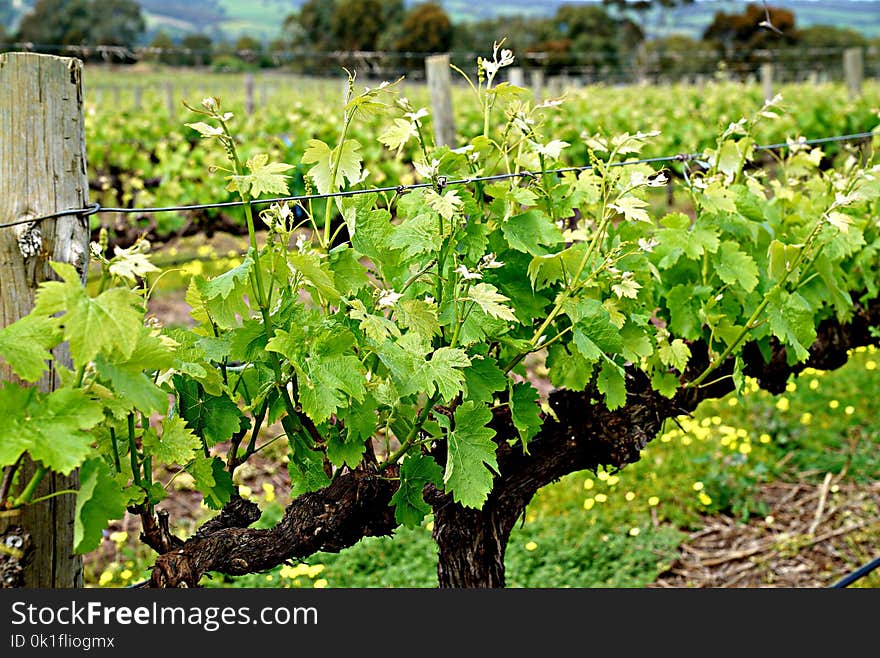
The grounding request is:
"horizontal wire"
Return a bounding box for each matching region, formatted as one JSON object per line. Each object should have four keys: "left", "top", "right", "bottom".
{"left": 1, "top": 130, "right": 875, "bottom": 231}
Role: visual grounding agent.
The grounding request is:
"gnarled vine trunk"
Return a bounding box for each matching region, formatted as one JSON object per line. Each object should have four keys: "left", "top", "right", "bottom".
{"left": 433, "top": 500, "right": 519, "bottom": 588}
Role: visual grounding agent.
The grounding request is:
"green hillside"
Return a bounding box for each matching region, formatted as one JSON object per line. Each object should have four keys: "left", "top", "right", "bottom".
{"left": 3, "top": 0, "right": 880, "bottom": 41}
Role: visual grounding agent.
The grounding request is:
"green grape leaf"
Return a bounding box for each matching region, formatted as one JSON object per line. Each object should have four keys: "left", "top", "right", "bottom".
{"left": 620, "top": 322, "right": 654, "bottom": 362}
{"left": 108, "top": 245, "right": 160, "bottom": 284}
{"left": 547, "top": 343, "right": 594, "bottom": 391}
{"left": 658, "top": 338, "right": 692, "bottom": 372}
{"left": 227, "top": 320, "right": 268, "bottom": 363}
{"left": 268, "top": 327, "right": 367, "bottom": 424}
{"left": 425, "top": 189, "right": 463, "bottom": 221}
{"left": 329, "top": 245, "right": 369, "bottom": 295}
{"left": 325, "top": 424, "right": 365, "bottom": 469}
{"left": 464, "top": 356, "right": 508, "bottom": 403}
{"left": 302, "top": 139, "right": 362, "bottom": 194}
{"left": 95, "top": 355, "right": 169, "bottom": 415}
{"left": 767, "top": 240, "right": 803, "bottom": 281}
{"left": 379, "top": 118, "right": 418, "bottom": 155}
{"left": 715, "top": 240, "right": 759, "bottom": 292}
{"left": 30, "top": 389, "right": 103, "bottom": 471}
{"left": 655, "top": 213, "right": 720, "bottom": 267}
{"left": 190, "top": 456, "right": 234, "bottom": 510}
{"left": 176, "top": 377, "right": 248, "bottom": 446}
{"left": 287, "top": 434, "right": 331, "bottom": 497}
{"left": 339, "top": 395, "right": 379, "bottom": 442}
{"left": 665, "top": 284, "right": 703, "bottom": 340}
{"left": 200, "top": 254, "right": 254, "bottom": 301}
{"left": 185, "top": 121, "right": 223, "bottom": 138}
{"left": 142, "top": 416, "right": 201, "bottom": 466}
{"left": 651, "top": 370, "right": 679, "bottom": 398}
{"left": 0, "top": 384, "right": 36, "bottom": 467}
{"left": 0, "top": 314, "right": 61, "bottom": 382}
{"left": 571, "top": 300, "right": 624, "bottom": 360}
{"left": 466, "top": 283, "right": 518, "bottom": 323}
{"left": 510, "top": 381, "right": 542, "bottom": 450}
{"left": 300, "top": 353, "right": 367, "bottom": 423}
{"left": 226, "top": 153, "right": 294, "bottom": 198}
{"left": 597, "top": 360, "right": 627, "bottom": 410}
{"left": 527, "top": 246, "right": 584, "bottom": 290}
{"left": 398, "top": 299, "right": 442, "bottom": 341}
{"left": 701, "top": 181, "right": 738, "bottom": 214}
{"left": 0, "top": 384, "right": 102, "bottom": 474}
{"left": 329, "top": 397, "right": 378, "bottom": 467}
{"left": 349, "top": 300, "right": 401, "bottom": 343}
{"left": 419, "top": 347, "right": 471, "bottom": 402}
{"left": 611, "top": 195, "right": 652, "bottom": 223}
{"left": 503, "top": 210, "right": 564, "bottom": 255}
{"left": 288, "top": 251, "right": 340, "bottom": 304}
{"left": 388, "top": 212, "right": 442, "bottom": 259}
{"left": 34, "top": 263, "right": 143, "bottom": 367}
{"left": 716, "top": 140, "right": 742, "bottom": 180}
{"left": 766, "top": 290, "right": 816, "bottom": 363}
{"left": 74, "top": 458, "right": 133, "bottom": 554}
{"left": 391, "top": 454, "right": 443, "bottom": 528}
{"left": 444, "top": 401, "right": 498, "bottom": 509}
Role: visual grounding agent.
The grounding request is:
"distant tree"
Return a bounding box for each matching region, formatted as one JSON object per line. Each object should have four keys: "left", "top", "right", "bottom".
{"left": 796, "top": 25, "right": 866, "bottom": 50}
{"left": 603, "top": 0, "right": 694, "bottom": 35}
{"left": 331, "top": 0, "right": 405, "bottom": 52}
{"left": 702, "top": 3, "right": 798, "bottom": 58}
{"left": 16, "top": 0, "right": 145, "bottom": 58}
{"left": 89, "top": 0, "right": 145, "bottom": 48}
{"left": 181, "top": 33, "right": 213, "bottom": 66}
{"left": 233, "top": 34, "right": 273, "bottom": 67}
{"left": 289, "top": 0, "right": 338, "bottom": 51}
{"left": 781, "top": 25, "right": 866, "bottom": 76}
{"left": 537, "top": 4, "right": 644, "bottom": 73}
{"left": 150, "top": 30, "right": 178, "bottom": 65}
{"left": 393, "top": 2, "right": 453, "bottom": 54}
{"left": 643, "top": 34, "right": 708, "bottom": 78}
{"left": 235, "top": 35, "right": 263, "bottom": 56}
{"left": 603, "top": 0, "right": 693, "bottom": 9}
{"left": 16, "top": 0, "right": 92, "bottom": 47}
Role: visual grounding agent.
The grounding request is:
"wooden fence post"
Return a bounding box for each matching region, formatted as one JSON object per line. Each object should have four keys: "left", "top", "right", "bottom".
{"left": 760, "top": 63, "right": 774, "bottom": 102}
{"left": 844, "top": 47, "right": 863, "bottom": 99}
{"left": 133, "top": 85, "right": 142, "bottom": 111}
{"left": 426, "top": 54, "right": 456, "bottom": 148}
{"left": 245, "top": 73, "right": 254, "bottom": 115}
{"left": 165, "top": 81, "right": 176, "bottom": 118}
{"left": 0, "top": 52, "right": 90, "bottom": 588}
{"left": 530, "top": 69, "right": 544, "bottom": 102}
{"left": 507, "top": 67, "right": 524, "bottom": 87}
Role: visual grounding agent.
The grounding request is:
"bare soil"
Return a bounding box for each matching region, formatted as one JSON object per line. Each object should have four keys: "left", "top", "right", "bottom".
{"left": 652, "top": 478, "right": 880, "bottom": 588}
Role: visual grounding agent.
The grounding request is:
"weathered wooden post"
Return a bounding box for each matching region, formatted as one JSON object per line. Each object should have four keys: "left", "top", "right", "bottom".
{"left": 426, "top": 54, "right": 456, "bottom": 148}
{"left": 165, "top": 81, "right": 176, "bottom": 118}
{"left": 844, "top": 47, "right": 863, "bottom": 99}
{"left": 530, "top": 68, "right": 544, "bottom": 102}
{"left": 133, "top": 85, "right": 142, "bottom": 111}
{"left": 760, "top": 62, "right": 774, "bottom": 102}
{"left": 245, "top": 72, "right": 255, "bottom": 115}
{"left": 0, "top": 52, "right": 90, "bottom": 588}
{"left": 507, "top": 67, "right": 524, "bottom": 87}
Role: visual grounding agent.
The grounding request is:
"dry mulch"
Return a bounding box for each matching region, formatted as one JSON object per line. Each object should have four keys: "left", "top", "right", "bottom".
{"left": 651, "top": 477, "right": 880, "bottom": 588}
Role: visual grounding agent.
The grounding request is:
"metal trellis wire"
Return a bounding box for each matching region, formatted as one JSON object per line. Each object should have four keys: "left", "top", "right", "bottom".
{"left": 1, "top": 130, "right": 875, "bottom": 232}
